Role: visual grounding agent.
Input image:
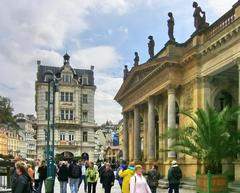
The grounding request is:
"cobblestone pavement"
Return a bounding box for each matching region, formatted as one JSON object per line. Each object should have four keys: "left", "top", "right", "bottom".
{"left": 43, "top": 179, "right": 195, "bottom": 193}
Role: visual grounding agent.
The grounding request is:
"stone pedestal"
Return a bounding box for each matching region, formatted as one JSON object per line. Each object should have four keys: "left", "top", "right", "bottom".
{"left": 234, "top": 160, "right": 240, "bottom": 182}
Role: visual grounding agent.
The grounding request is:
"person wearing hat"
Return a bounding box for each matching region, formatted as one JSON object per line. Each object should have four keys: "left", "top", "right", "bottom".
{"left": 167, "top": 160, "right": 182, "bottom": 193}
{"left": 129, "top": 165, "right": 151, "bottom": 193}
{"left": 116, "top": 160, "right": 128, "bottom": 189}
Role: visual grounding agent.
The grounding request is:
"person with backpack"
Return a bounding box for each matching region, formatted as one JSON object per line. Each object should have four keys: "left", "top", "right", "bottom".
{"left": 116, "top": 160, "right": 128, "bottom": 189}
{"left": 167, "top": 160, "right": 182, "bottom": 193}
{"left": 130, "top": 165, "right": 151, "bottom": 193}
{"left": 12, "top": 161, "right": 33, "bottom": 193}
{"left": 101, "top": 163, "right": 115, "bottom": 193}
{"left": 147, "top": 165, "right": 161, "bottom": 193}
{"left": 57, "top": 161, "right": 69, "bottom": 193}
{"left": 86, "top": 161, "right": 99, "bottom": 193}
{"left": 69, "top": 159, "right": 81, "bottom": 193}
{"left": 119, "top": 162, "right": 135, "bottom": 193}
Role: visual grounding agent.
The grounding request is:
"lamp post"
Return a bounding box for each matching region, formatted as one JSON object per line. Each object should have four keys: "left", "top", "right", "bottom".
{"left": 44, "top": 70, "right": 59, "bottom": 193}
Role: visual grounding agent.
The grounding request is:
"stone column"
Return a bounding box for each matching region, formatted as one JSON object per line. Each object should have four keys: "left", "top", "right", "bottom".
{"left": 134, "top": 106, "right": 141, "bottom": 162}
{"left": 234, "top": 62, "right": 240, "bottom": 182}
{"left": 202, "top": 76, "right": 211, "bottom": 109}
{"left": 148, "top": 96, "right": 156, "bottom": 161}
{"left": 123, "top": 112, "right": 129, "bottom": 161}
{"left": 167, "top": 87, "right": 176, "bottom": 158}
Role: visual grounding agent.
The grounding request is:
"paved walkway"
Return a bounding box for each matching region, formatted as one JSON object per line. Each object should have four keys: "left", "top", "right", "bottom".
{"left": 42, "top": 179, "right": 195, "bottom": 193}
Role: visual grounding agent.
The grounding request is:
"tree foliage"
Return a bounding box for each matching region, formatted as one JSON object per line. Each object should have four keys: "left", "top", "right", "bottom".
{"left": 166, "top": 105, "right": 240, "bottom": 174}
{"left": 0, "top": 96, "right": 17, "bottom": 128}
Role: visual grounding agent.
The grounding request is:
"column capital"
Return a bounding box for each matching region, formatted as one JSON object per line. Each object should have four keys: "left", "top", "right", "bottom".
{"left": 167, "top": 87, "right": 175, "bottom": 94}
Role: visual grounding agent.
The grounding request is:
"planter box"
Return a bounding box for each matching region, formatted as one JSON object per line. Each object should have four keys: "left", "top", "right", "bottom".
{"left": 196, "top": 172, "right": 228, "bottom": 193}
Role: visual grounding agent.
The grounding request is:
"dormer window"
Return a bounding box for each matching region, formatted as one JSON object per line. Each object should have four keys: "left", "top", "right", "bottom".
{"left": 62, "top": 74, "right": 72, "bottom": 83}
{"left": 82, "top": 75, "right": 88, "bottom": 85}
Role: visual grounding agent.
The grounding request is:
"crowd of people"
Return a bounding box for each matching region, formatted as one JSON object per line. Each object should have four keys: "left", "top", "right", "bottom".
{"left": 10, "top": 156, "right": 183, "bottom": 193}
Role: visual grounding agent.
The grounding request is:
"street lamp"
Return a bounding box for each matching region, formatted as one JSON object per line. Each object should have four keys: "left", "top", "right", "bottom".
{"left": 44, "top": 70, "right": 59, "bottom": 193}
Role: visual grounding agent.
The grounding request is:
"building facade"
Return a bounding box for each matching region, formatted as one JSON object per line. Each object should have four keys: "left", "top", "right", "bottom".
{"left": 35, "top": 54, "right": 97, "bottom": 160}
{"left": 15, "top": 113, "right": 37, "bottom": 160}
{"left": 115, "top": 1, "right": 240, "bottom": 182}
{"left": 0, "top": 129, "right": 8, "bottom": 156}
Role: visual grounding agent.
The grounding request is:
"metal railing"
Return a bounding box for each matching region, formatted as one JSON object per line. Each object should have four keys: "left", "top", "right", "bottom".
{"left": 0, "top": 166, "right": 12, "bottom": 193}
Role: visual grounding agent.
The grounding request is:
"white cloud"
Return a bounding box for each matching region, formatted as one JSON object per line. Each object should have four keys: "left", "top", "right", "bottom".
{"left": 71, "top": 46, "right": 122, "bottom": 71}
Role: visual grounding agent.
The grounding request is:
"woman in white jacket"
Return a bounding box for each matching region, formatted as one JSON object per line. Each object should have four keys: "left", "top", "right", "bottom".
{"left": 130, "top": 165, "right": 152, "bottom": 193}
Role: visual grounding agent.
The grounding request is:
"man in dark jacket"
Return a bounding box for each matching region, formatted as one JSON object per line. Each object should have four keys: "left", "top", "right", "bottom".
{"left": 57, "top": 161, "right": 69, "bottom": 193}
{"left": 101, "top": 163, "right": 115, "bottom": 193}
{"left": 167, "top": 160, "right": 182, "bottom": 193}
{"left": 147, "top": 165, "right": 161, "bottom": 193}
{"left": 69, "top": 159, "right": 81, "bottom": 193}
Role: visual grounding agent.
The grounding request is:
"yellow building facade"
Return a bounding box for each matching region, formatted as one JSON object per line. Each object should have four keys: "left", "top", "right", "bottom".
{"left": 115, "top": 1, "right": 240, "bottom": 182}
{"left": 0, "top": 130, "right": 8, "bottom": 156}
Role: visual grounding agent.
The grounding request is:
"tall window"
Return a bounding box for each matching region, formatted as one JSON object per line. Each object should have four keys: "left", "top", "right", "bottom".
{"left": 70, "top": 93, "right": 73, "bottom": 102}
{"left": 61, "top": 92, "right": 64, "bottom": 101}
{"left": 83, "top": 94, "right": 88, "bottom": 104}
{"left": 82, "top": 76, "right": 88, "bottom": 85}
{"left": 60, "top": 132, "right": 65, "bottom": 141}
{"left": 61, "top": 109, "right": 74, "bottom": 120}
{"left": 70, "top": 110, "right": 73, "bottom": 120}
{"left": 65, "top": 93, "right": 69, "bottom": 101}
{"left": 83, "top": 111, "right": 88, "bottom": 122}
{"left": 61, "top": 110, "right": 64, "bottom": 120}
{"left": 83, "top": 131, "right": 88, "bottom": 142}
{"left": 63, "top": 75, "right": 72, "bottom": 83}
{"left": 45, "top": 109, "right": 48, "bottom": 120}
{"left": 69, "top": 132, "right": 74, "bottom": 141}
{"left": 45, "top": 92, "right": 48, "bottom": 101}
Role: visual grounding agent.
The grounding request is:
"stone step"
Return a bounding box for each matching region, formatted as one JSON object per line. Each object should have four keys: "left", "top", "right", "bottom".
{"left": 228, "top": 182, "right": 240, "bottom": 193}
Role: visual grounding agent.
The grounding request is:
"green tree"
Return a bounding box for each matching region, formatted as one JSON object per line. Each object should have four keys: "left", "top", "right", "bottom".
{"left": 0, "top": 96, "right": 17, "bottom": 128}
{"left": 167, "top": 105, "right": 240, "bottom": 174}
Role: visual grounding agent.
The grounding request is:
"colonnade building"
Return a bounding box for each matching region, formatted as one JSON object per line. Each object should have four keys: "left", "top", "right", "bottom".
{"left": 115, "top": 1, "right": 240, "bottom": 181}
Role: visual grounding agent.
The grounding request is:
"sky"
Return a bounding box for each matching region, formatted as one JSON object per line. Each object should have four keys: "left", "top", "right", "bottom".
{"left": 0, "top": 0, "right": 237, "bottom": 125}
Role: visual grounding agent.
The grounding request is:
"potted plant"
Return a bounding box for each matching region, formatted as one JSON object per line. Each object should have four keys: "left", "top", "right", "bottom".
{"left": 166, "top": 105, "right": 240, "bottom": 193}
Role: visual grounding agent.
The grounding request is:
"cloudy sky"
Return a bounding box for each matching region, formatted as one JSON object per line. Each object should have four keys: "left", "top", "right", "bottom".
{"left": 0, "top": 0, "right": 237, "bottom": 124}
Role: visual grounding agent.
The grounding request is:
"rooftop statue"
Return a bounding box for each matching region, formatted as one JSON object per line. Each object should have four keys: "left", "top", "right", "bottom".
{"left": 193, "top": 1, "right": 206, "bottom": 31}
{"left": 134, "top": 52, "right": 139, "bottom": 67}
{"left": 148, "top": 35, "right": 155, "bottom": 59}
{"left": 123, "top": 65, "right": 129, "bottom": 80}
{"left": 168, "top": 12, "right": 175, "bottom": 41}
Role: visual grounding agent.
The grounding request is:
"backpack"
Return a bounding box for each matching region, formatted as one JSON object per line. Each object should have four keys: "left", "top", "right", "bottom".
{"left": 89, "top": 169, "right": 97, "bottom": 181}
{"left": 71, "top": 164, "right": 80, "bottom": 178}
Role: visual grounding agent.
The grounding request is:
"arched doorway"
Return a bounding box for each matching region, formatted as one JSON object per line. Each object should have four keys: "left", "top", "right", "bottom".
{"left": 81, "top": 152, "right": 89, "bottom": 161}
{"left": 214, "top": 90, "right": 233, "bottom": 111}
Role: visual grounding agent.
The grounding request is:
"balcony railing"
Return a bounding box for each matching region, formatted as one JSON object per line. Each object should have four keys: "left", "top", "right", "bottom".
{"left": 56, "top": 141, "right": 80, "bottom": 147}
{"left": 204, "top": 8, "right": 236, "bottom": 42}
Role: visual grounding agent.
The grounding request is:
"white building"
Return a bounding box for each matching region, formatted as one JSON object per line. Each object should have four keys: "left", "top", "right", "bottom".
{"left": 35, "top": 53, "right": 97, "bottom": 160}
{"left": 15, "top": 113, "right": 37, "bottom": 159}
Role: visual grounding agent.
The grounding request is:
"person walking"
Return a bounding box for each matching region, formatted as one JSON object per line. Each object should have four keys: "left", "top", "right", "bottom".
{"left": 147, "top": 165, "right": 161, "bottom": 193}
{"left": 34, "top": 159, "right": 40, "bottom": 191}
{"left": 86, "top": 161, "right": 99, "bottom": 193}
{"left": 12, "top": 161, "right": 32, "bottom": 193}
{"left": 116, "top": 160, "right": 127, "bottom": 189}
{"left": 167, "top": 160, "right": 182, "bottom": 193}
{"left": 69, "top": 159, "right": 81, "bottom": 193}
{"left": 119, "top": 162, "right": 135, "bottom": 193}
{"left": 130, "top": 165, "right": 151, "bottom": 193}
{"left": 101, "top": 163, "right": 115, "bottom": 193}
{"left": 38, "top": 160, "right": 47, "bottom": 193}
{"left": 78, "top": 160, "right": 88, "bottom": 192}
{"left": 57, "top": 161, "right": 69, "bottom": 193}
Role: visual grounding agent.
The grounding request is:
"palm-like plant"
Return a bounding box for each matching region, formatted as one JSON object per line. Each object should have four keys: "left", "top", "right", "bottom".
{"left": 167, "top": 105, "right": 240, "bottom": 174}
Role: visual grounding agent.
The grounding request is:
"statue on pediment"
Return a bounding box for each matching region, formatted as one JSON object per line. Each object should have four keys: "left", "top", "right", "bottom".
{"left": 168, "top": 12, "right": 175, "bottom": 41}
{"left": 123, "top": 65, "right": 129, "bottom": 80}
{"left": 193, "top": 1, "right": 207, "bottom": 31}
{"left": 148, "top": 35, "right": 155, "bottom": 59}
{"left": 134, "top": 52, "right": 139, "bottom": 67}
